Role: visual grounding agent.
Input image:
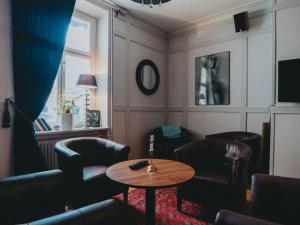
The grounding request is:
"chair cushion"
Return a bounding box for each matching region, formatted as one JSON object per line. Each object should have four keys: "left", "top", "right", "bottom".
{"left": 195, "top": 168, "right": 232, "bottom": 185}
{"left": 180, "top": 169, "right": 238, "bottom": 209}
{"left": 83, "top": 165, "right": 108, "bottom": 181}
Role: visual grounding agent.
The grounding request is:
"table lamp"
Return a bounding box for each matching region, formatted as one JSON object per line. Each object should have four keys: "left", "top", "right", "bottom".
{"left": 76, "top": 74, "right": 98, "bottom": 127}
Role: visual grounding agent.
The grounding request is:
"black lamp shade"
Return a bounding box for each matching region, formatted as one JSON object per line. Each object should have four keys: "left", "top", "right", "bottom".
{"left": 76, "top": 74, "right": 97, "bottom": 88}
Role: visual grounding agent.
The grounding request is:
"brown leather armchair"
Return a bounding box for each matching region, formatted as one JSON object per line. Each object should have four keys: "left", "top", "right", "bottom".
{"left": 54, "top": 137, "right": 130, "bottom": 208}
{"left": 174, "top": 139, "right": 252, "bottom": 215}
{"left": 215, "top": 209, "right": 281, "bottom": 225}
{"left": 215, "top": 174, "right": 300, "bottom": 225}
{"left": 205, "top": 131, "right": 262, "bottom": 183}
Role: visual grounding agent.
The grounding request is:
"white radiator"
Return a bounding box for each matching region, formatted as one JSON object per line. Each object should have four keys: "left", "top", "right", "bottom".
{"left": 38, "top": 139, "right": 59, "bottom": 170}
{"left": 36, "top": 128, "right": 111, "bottom": 170}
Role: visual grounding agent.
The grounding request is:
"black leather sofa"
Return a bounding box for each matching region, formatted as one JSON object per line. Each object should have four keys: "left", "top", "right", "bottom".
{"left": 0, "top": 169, "right": 138, "bottom": 225}
{"left": 215, "top": 174, "right": 300, "bottom": 225}
{"left": 0, "top": 170, "right": 65, "bottom": 224}
{"left": 24, "top": 199, "right": 137, "bottom": 225}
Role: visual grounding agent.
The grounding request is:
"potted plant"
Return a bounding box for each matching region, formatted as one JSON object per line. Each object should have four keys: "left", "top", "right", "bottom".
{"left": 56, "top": 98, "right": 78, "bottom": 131}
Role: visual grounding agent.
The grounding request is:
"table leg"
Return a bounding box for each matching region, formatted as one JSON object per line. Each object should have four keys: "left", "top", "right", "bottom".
{"left": 145, "top": 188, "right": 155, "bottom": 225}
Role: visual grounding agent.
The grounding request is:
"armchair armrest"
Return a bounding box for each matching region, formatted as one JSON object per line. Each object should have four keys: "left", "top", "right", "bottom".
{"left": 215, "top": 210, "right": 281, "bottom": 225}
{"left": 224, "top": 142, "right": 251, "bottom": 185}
{"left": 27, "top": 199, "right": 138, "bottom": 225}
{"left": 54, "top": 141, "right": 83, "bottom": 184}
{"left": 97, "top": 139, "right": 130, "bottom": 164}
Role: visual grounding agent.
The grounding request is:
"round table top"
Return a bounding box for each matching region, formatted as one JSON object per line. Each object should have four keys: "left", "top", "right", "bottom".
{"left": 106, "top": 159, "right": 195, "bottom": 189}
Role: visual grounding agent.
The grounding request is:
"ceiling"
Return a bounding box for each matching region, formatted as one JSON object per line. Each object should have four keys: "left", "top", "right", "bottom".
{"left": 112, "top": 0, "right": 265, "bottom": 32}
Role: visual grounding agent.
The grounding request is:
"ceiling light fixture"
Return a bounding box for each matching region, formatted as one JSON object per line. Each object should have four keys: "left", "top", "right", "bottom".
{"left": 131, "top": 0, "right": 171, "bottom": 8}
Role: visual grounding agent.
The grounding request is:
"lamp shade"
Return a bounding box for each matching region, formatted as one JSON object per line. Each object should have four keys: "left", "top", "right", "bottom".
{"left": 76, "top": 74, "right": 97, "bottom": 88}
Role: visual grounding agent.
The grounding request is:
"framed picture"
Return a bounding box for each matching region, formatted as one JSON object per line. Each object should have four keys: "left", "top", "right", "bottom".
{"left": 86, "top": 110, "right": 102, "bottom": 127}
{"left": 195, "top": 51, "right": 230, "bottom": 105}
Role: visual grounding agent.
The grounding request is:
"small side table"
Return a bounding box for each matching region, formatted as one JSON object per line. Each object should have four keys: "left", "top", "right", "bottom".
{"left": 106, "top": 159, "right": 195, "bottom": 225}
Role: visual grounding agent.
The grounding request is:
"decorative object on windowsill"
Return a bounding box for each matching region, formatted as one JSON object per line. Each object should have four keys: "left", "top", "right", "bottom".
{"left": 148, "top": 135, "right": 157, "bottom": 173}
{"left": 56, "top": 99, "right": 77, "bottom": 131}
{"left": 33, "top": 118, "right": 52, "bottom": 132}
{"left": 131, "top": 0, "right": 171, "bottom": 8}
{"left": 86, "top": 109, "right": 102, "bottom": 128}
{"left": 76, "top": 74, "right": 98, "bottom": 128}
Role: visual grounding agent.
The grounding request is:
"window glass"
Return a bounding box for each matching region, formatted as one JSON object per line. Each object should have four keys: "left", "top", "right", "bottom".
{"left": 65, "top": 17, "right": 91, "bottom": 53}
{"left": 64, "top": 54, "right": 91, "bottom": 128}
{"left": 64, "top": 54, "right": 91, "bottom": 101}
{"left": 39, "top": 13, "right": 98, "bottom": 131}
{"left": 40, "top": 77, "right": 58, "bottom": 123}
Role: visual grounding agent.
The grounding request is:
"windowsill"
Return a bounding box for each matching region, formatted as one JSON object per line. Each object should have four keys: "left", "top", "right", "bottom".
{"left": 35, "top": 127, "right": 111, "bottom": 140}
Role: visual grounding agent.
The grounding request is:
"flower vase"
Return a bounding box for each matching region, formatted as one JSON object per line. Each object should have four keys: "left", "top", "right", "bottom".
{"left": 60, "top": 113, "right": 73, "bottom": 131}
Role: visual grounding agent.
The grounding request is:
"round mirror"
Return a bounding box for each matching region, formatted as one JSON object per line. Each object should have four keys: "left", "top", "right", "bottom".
{"left": 136, "top": 60, "right": 160, "bottom": 95}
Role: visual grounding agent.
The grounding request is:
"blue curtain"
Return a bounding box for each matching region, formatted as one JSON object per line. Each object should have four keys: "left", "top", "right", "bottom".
{"left": 12, "top": 0, "right": 75, "bottom": 175}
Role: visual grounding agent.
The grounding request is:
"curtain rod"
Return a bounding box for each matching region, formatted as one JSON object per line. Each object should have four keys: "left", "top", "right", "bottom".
{"left": 96, "top": 0, "right": 127, "bottom": 10}
{"left": 87, "top": 0, "right": 128, "bottom": 15}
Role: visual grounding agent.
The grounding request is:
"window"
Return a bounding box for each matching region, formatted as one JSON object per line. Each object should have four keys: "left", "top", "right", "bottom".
{"left": 40, "top": 12, "right": 96, "bottom": 129}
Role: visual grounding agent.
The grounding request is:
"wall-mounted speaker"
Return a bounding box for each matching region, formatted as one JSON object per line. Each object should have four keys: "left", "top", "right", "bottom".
{"left": 233, "top": 11, "right": 249, "bottom": 32}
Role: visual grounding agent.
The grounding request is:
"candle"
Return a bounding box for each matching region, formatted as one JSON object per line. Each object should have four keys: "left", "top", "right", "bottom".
{"left": 150, "top": 135, "right": 154, "bottom": 142}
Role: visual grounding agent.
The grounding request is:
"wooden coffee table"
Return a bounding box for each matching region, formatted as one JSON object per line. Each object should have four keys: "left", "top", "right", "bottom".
{"left": 106, "top": 159, "right": 195, "bottom": 225}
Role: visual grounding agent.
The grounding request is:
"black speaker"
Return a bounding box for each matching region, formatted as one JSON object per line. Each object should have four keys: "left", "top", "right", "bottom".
{"left": 233, "top": 11, "right": 249, "bottom": 32}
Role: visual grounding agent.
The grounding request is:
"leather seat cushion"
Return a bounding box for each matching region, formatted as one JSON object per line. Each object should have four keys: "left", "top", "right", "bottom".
{"left": 195, "top": 168, "right": 232, "bottom": 185}
{"left": 180, "top": 172, "right": 238, "bottom": 209}
{"left": 83, "top": 165, "right": 108, "bottom": 181}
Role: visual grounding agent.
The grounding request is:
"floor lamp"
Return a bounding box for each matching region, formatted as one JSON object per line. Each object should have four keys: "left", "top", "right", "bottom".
{"left": 76, "top": 74, "right": 98, "bottom": 128}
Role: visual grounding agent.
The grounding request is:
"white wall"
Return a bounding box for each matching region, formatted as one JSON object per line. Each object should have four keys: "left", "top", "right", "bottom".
{"left": 0, "top": 0, "right": 13, "bottom": 177}
{"left": 168, "top": 13, "right": 273, "bottom": 140}
{"left": 112, "top": 14, "right": 168, "bottom": 159}
{"left": 270, "top": 0, "right": 300, "bottom": 178}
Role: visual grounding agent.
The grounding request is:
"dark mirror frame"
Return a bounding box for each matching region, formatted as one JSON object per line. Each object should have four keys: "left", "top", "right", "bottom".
{"left": 136, "top": 59, "right": 160, "bottom": 95}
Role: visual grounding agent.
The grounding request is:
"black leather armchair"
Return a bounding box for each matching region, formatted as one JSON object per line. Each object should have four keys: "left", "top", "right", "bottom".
{"left": 26, "top": 199, "right": 139, "bottom": 225}
{"left": 215, "top": 174, "right": 300, "bottom": 225}
{"left": 205, "top": 131, "right": 262, "bottom": 183}
{"left": 0, "top": 170, "right": 65, "bottom": 225}
{"left": 174, "top": 139, "right": 252, "bottom": 215}
{"left": 144, "top": 126, "right": 191, "bottom": 159}
{"left": 54, "top": 137, "right": 130, "bottom": 208}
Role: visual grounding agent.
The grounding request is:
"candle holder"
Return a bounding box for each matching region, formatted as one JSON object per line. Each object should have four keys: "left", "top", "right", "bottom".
{"left": 147, "top": 135, "right": 157, "bottom": 173}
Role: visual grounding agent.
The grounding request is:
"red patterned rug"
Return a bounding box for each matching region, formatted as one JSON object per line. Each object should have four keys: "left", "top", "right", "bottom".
{"left": 115, "top": 188, "right": 211, "bottom": 225}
